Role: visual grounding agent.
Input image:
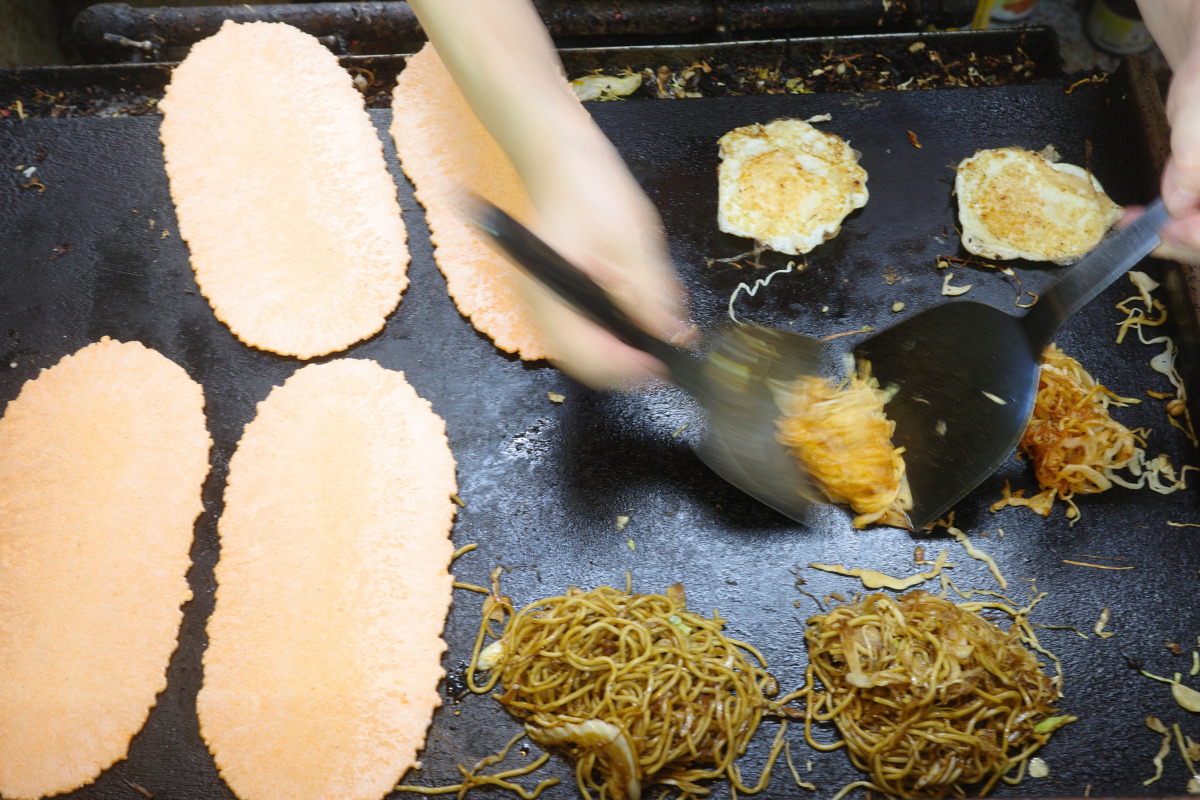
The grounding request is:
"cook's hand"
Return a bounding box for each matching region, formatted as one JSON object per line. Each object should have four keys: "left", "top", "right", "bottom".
{"left": 1154, "top": 45, "right": 1200, "bottom": 262}
{"left": 517, "top": 133, "right": 693, "bottom": 388}
{"left": 1128, "top": 46, "right": 1200, "bottom": 263}
{"left": 406, "top": 0, "right": 693, "bottom": 388}
{"left": 1133, "top": 0, "right": 1200, "bottom": 261}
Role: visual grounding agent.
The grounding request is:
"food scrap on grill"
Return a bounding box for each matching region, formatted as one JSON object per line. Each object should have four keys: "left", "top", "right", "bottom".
{"left": 937, "top": 253, "right": 1040, "bottom": 308}
{"left": 0, "top": 338, "right": 210, "bottom": 800}
{"left": 1116, "top": 271, "right": 1199, "bottom": 446}
{"left": 4, "top": 41, "right": 1044, "bottom": 119}
{"left": 198, "top": 359, "right": 457, "bottom": 800}
{"left": 941, "top": 271, "right": 972, "bottom": 295}
{"left": 808, "top": 550, "right": 950, "bottom": 591}
{"left": 1138, "top": 668, "right": 1200, "bottom": 714}
{"left": 992, "top": 344, "right": 1193, "bottom": 523}
{"left": 998, "top": 344, "right": 1137, "bottom": 518}
{"left": 391, "top": 43, "right": 561, "bottom": 360}
{"left": 159, "top": 21, "right": 409, "bottom": 359}
{"left": 717, "top": 118, "right": 868, "bottom": 255}
{"left": 570, "top": 71, "right": 643, "bottom": 101}
{"left": 776, "top": 362, "right": 912, "bottom": 529}
{"left": 589, "top": 46, "right": 1041, "bottom": 101}
{"left": 462, "top": 579, "right": 790, "bottom": 800}
{"left": 955, "top": 146, "right": 1121, "bottom": 264}
{"left": 1142, "top": 714, "right": 1200, "bottom": 793}
{"left": 801, "top": 590, "right": 1073, "bottom": 799}
{"left": 726, "top": 258, "right": 804, "bottom": 323}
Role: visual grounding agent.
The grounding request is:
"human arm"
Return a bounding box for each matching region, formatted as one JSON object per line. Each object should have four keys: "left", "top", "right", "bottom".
{"left": 1134, "top": 1, "right": 1200, "bottom": 262}
{"left": 405, "top": 0, "right": 691, "bottom": 387}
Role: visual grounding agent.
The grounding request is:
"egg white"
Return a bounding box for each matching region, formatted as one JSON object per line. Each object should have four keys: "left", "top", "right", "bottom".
{"left": 717, "top": 118, "right": 868, "bottom": 256}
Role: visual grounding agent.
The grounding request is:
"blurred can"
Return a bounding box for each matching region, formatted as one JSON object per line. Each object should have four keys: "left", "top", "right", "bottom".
{"left": 1086, "top": 0, "right": 1153, "bottom": 54}
{"left": 990, "top": 0, "right": 1039, "bottom": 22}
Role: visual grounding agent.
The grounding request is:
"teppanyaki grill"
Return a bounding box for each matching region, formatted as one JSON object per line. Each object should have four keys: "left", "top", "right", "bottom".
{"left": 1, "top": 28, "right": 1199, "bottom": 800}
{"left": 0, "top": 27, "right": 1059, "bottom": 118}
{"left": 67, "top": 0, "right": 981, "bottom": 62}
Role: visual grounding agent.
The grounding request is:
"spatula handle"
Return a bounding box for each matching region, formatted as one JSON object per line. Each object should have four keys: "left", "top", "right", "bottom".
{"left": 469, "top": 199, "right": 702, "bottom": 388}
{"left": 1022, "top": 198, "right": 1167, "bottom": 349}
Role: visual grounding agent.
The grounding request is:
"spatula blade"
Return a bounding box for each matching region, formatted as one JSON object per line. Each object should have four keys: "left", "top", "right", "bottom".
{"left": 854, "top": 301, "right": 1039, "bottom": 530}
{"left": 693, "top": 324, "right": 825, "bottom": 523}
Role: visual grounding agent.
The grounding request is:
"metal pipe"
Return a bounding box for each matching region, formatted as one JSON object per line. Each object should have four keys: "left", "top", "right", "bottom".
{"left": 72, "top": 0, "right": 976, "bottom": 64}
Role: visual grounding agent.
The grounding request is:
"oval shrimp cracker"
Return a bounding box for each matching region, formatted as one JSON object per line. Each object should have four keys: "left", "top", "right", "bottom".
{"left": 160, "top": 21, "right": 408, "bottom": 359}
{"left": 390, "top": 43, "right": 552, "bottom": 360}
{"left": 199, "top": 359, "right": 457, "bottom": 800}
{"left": 0, "top": 338, "right": 210, "bottom": 800}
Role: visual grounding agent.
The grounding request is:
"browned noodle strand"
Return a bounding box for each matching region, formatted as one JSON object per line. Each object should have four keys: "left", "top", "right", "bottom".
{"left": 802, "top": 590, "right": 1070, "bottom": 799}
{"left": 396, "top": 730, "right": 560, "bottom": 800}
{"left": 466, "top": 579, "right": 792, "bottom": 800}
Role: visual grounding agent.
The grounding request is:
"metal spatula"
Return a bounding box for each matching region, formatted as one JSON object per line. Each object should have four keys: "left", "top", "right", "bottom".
{"left": 854, "top": 198, "right": 1169, "bottom": 530}
{"left": 470, "top": 199, "right": 823, "bottom": 523}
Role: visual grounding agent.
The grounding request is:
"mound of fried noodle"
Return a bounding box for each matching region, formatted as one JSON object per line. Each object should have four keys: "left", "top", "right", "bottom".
{"left": 467, "top": 581, "right": 783, "bottom": 800}
{"left": 1020, "top": 344, "right": 1138, "bottom": 497}
{"left": 802, "top": 590, "right": 1069, "bottom": 799}
{"left": 776, "top": 365, "right": 912, "bottom": 528}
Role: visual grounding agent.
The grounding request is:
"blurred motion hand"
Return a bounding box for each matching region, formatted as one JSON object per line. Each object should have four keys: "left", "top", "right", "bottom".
{"left": 1157, "top": 46, "right": 1200, "bottom": 262}
{"left": 1134, "top": 0, "right": 1200, "bottom": 262}
{"left": 516, "top": 127, "right": 693, "bottom": 388}
{"left": 408, "top": 0, "right": 692, "bottom": 388}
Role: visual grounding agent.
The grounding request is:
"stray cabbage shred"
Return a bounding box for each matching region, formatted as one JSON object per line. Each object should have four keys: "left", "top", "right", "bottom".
{"left": 1116, "top": 271, "right": 1198, "bottom": 446}
{"left": 570, "top": 71, "right": 642, "bottom": 101}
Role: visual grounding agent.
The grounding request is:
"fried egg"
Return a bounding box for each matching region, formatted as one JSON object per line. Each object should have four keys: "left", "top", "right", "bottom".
{"left": 956, "top": 146, "right": 1122, "bottom": 264}
{"left": 717, "top": 118, "right": 868, "bottom": 255}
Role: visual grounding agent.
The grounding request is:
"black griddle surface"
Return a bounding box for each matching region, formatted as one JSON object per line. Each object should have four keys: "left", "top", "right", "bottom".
{"left": 1, "top": 77, "right": 1198, "bottom": 800}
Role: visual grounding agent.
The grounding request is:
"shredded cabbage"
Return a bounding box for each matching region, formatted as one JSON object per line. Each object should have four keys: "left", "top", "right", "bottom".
{"left": 991, "top": 480, "right": 1056, "bottom": 516}
{"left": 993, "top": 344, "right": 1191, "bottom": 524}
{"left": 570, "top": 72, "right": 643, "bottom": 101}
{"left": 727, "top": 260, "right": 799, "bottom": 324}
{"left": 948, "top": 527, "right": 1007, "bottom": 589}
{"left": 1144, "top": 716, "right": 1170, "bottom": 786}
{"left": 808, "top": 550, "right": 949, "bottom": 590}
{"left": 941, "top": 271, "right": 972, "bottom": 296}
{"left": 1021, "top": 344, "right": 1138, "bottom": 496}
{"left": 1115, "top": 271, "right": 1198, "bottom": 446}
{"left": 776, "top": 362, "right": 912, "bottom": 528}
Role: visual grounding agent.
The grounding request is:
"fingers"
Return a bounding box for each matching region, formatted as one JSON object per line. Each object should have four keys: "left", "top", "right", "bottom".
{"left": 1140, "top": 45, "right": 1200, "bottom": 264}
{"left": 524, "top": 195, "right": 694, "bottom": 387}
{"left": 1156, "top": 214, "right": 1200, "bottom": 264}
{"left": 1149, "top": 52, "right": 1200, "bottom": 265}
{"left": 516, "top": 249, "right": 694, "bottom": 388}
{"left": 1164, "top": 52, "right": 1200, "bottom": 218}
{"left": 520, "top": 278, "right": 670, "bottom": 389}
{"left": 1123, "top": 203, "right": 1200, "bottom": 264}
{"left": 509, "top": 121, "right": 696, "bottom": 387}
{"left": 1162, "top": 157, "right": 1200, "bottom": 221}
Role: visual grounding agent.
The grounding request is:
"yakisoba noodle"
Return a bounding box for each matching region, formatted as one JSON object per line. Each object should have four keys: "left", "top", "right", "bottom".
{"left": 1020, "top": 344, "right": 1139, "bottom": 496}
{"left": 465, "top": 580, "right": 788, "bottom": 800}
{"left": 776, "top": 364, "right": 912, "bottom": 528}
{"left": 801, "top": 590, "right": 1072, "bottom": 799}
